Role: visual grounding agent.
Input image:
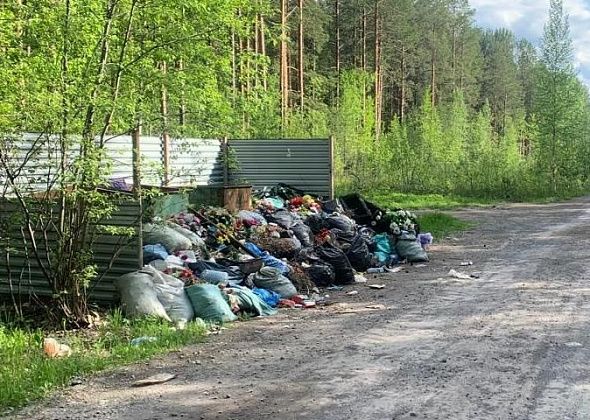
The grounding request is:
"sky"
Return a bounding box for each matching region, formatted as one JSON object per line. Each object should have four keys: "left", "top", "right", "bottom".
{"left": 469, "top": 0, "right": 590, "bottom": 85}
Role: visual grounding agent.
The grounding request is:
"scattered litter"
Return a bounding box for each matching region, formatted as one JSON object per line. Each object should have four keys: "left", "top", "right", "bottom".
{"left": 388, "top": 266, "right": 403, "bottom": 273}
{"left": 354, "top": 274, "right": 368, "bottom": 283}
{"left": 130, "top": 336, "right": 158, "bottom": 346}
{"left": 43, "top": 338, "right": 72, "bottom": 358}
{"left": 564, "top": 342, "right": 583, "bottom": 347}
{"left": 132, "top": 373, "right": 177, "bottom": 387}
{"left": 346, "top": 291, "right": 359, "bottom": 296}
{"left": 326, "top": 285, "right": 344, "bottom": 291}
{"left": 414, "top": 264, "right": 427, "bottom": 268}
{"left": 448, "top": 269, "right": 472, "bottom": 280}
{"left": 365, "top": 304, "right": 386, "bottom": 310}
{"left": 368, "top": 284, "right": 385, "bottom": 289}
{"left": 460, "top": 261, "right": 473, "bottom": 266}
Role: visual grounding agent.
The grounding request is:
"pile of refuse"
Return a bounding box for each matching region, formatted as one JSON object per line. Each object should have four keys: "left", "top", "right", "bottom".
{"left": 115, "top": 184, "right": 433, "bottom": 327}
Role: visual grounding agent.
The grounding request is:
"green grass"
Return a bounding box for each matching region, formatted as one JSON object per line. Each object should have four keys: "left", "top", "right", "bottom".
{"left": 368, "top": 191, "right": 499, "bottom": 210}
{"left": 417, "top": 212, "right": 475, "bottom": 240}
{"left": 0, "top": 311, "right": 208, "bottom": 413}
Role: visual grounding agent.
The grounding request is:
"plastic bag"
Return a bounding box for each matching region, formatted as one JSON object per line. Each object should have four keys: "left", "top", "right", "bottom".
{"left": 166, "top": 222, "right": 205, "bottom": 247}
{"left": 317, "top": 245, "right": 355, "bottom": 285}
{"left": 188, "top": 261, "right": 244, "bottom": 283}
{"left": 346, "top": 234, "right": 372, "bottom": 272}
{"left": 237, "top": 210, "right": 268, "bottom": 226}
{"left": 395, "top": 233, "right": 429, "bottom": 262}
{"left": 374, "top": 233, "right": 394, "bottom": 265}
{"left": 115, "top": 271, "right": 171, "bottom": 321}
{"left": 252, "top": 287, "right": 281, "bottom": 307}
{"left": 243, "top": 242, "right": 290, "bottom": 275}
{"left": 291, "top": 222, "right": 313, "bottom": 247}
{"left": 305, "top": 263, "right": 336, "bottom": 287}
{"left": 305, "top": 214, "right": 326, "bottom": 234}
{"left": 325, "top": 213, "right": 356, "bottom": 233}
{"left": 153, "top": 283, "right": 194, "bottom": 326}
{"left": 185, "top": 284, "right": 237, "bottom": 323}
{"left": 230, "top": 286, "right": 277, "bottom": 317}
{"left": 253, "top": 267, "right": 297, "bottom": 298}
{"left": 143, "top": 244, "right": 169, "bottom": 264}
{"left": 265, "top": 209, "right": 295, "bottom": 229}
{"left": 143, "top": 223, "right": 192, "bottom": 253}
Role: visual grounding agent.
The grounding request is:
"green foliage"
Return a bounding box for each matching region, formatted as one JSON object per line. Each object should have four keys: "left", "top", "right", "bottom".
{"left": 0, "top": 314, "right": 208, "bottom": 412}
{"left": 417, "top": 212, "right": 475, "bottom": 240}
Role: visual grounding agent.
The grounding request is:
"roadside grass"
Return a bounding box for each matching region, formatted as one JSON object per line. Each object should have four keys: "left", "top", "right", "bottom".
{"left": 0, "top": 311, "right": 208, "bottom": 413}
{"left": 368, "top": 191, "right": 498, "bottom": 210}
{"left": 417, "top": 212, "right": 475, "bottom": 240}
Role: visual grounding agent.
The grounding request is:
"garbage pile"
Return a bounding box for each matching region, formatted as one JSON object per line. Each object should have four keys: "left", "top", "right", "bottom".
{"left": 115, "top": 184, "right": 433, "bottom": 326}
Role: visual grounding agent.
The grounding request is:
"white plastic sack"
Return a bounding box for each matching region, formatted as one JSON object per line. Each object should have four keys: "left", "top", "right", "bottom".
{"left": 115, "top": 272, "right": 171, "bottom": 321}
{"left": 143, "top": 223, "right": 192, "bottom": 253}
{"left": 141, "top": 266, "right": 194, "bottom": 326}
{"left": 142, "top": 265, "right": 184, "bottom": 288}
{"left": 153, "top": 283, "right": 194, "bottom": 327}
{"left": 167, "top": 222, "right": 206, "bottom": 247}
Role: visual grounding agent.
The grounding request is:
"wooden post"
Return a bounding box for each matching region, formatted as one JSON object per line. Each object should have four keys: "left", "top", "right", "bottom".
{"left": 160, "top": 61, "right": 170, "bottom": 186}
{"left": 132, "top": 123, "right": 143, "bottom": 268}
{"left": 222, "top": 136, "right": 229, "bottom": 187}
{"left": 329, "top": 135, "right": 335, "bottom": 200}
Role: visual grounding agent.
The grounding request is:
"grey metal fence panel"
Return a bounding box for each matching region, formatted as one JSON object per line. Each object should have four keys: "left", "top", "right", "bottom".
{"left": 228, "top": 139, "right": 333, "bottom": 198}
{"left": 104, "top": 135, "right": 163, "bottom": 186}
{"left": 168, "top": 138, "right": 224, "bottom": 186}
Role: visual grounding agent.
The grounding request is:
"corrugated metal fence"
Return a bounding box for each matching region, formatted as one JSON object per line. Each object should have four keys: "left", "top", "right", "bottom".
{"left": 228, "top": 139, "right": 333, "bottom": 198}
{"left": 0, "top": 135, "right": 332, "bottom": 304}
{"left": 0, "top": 135, "right": 332, "bottom": 197}
{"left": 0, "top": 199, "right": 140, "bottom": 303}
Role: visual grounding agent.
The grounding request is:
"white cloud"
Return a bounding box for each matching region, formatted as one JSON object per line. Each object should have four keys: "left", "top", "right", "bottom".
{"left": 470, "top": 0, "right": 590, "bottom": 85}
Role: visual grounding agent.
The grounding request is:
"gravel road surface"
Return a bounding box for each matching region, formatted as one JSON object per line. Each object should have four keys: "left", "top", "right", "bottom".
{"left": 12, "top": 198, "right": 590, "bottom": 420}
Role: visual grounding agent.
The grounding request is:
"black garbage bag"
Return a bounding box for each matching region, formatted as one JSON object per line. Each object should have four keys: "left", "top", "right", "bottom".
{"left": 346, "top": 234, "right": 372, "bottom": 272}
{"left": 320, "top": 198, "right": 344, "bottom": 214}
{"left": 330, "top": 228, "right": 356, "bottom": 249}
{"left": 266, "top": 209, "right": 296, "bottom": 229}
{"left": 305, "top": 263, "right": 336, "bottom": 287}
{"left": 358, "top": 227, "right": 377, "bottom": 252}
{"left": 297, "top": 247, "right": 322, "bottom": 263}
{"left": 325, "top": 213, "right": 356, "bottom": 233}
{"left": 291, "top": 222, "right": 313, "bottom": 247}
{"left": 317, "top": 245, "right": 355, "bottom": 285}
{"left": 305, "top": 214, "right": 326, "bottom": 234}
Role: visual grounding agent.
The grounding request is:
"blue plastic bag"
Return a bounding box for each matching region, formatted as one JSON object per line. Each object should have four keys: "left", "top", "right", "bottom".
{"left": 143, "top": 244, "right": 169, "bottom": 264}
{"left": 252, "top": 287, "right": 281, "bottom": 307}
{"left": 244, "top": 242, "right": 290, "bottom": 275}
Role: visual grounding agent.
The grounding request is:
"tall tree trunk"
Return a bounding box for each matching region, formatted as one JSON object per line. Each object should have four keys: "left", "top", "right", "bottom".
{"left": 298, "top": 0, "right": 304, "bottom": 110}
{"left": 374, "top": 0, "right": 382, "bottom": 140}
{"left": 400, "top": 45, "right": 406, "bottom": 122}
{"left": 160, "top": 61, "right": 170, "bottom": 186}
{"left": 335, "top": 0, "right": 341, "bottom": 105}
{"left": 431, "top": 27, "right": 436, "bottom": 107}
{"left": 280, "top": 0, "right": 289, "bottom": 131}
{"left": 260, "top": 14, "right": 268, "bottom": 90}
{"left": 362, "top": 5, "right": 367, "bottom": 121}
{"left": 231, "top": 27, "right": 237, "bottom": 100}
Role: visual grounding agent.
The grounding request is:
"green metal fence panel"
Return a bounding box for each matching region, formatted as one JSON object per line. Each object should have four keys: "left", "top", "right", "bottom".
{"left": 228, "top": 138, "right": 333, "bottom": 198}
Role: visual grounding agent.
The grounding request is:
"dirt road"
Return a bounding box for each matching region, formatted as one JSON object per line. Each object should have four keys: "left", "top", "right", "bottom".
{"left": 14, "top": 198, "right": 590, "bottom": 420}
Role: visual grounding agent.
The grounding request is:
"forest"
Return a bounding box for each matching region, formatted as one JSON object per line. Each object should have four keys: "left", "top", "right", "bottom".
{"left": 1, "top": 0, "right": 589, "bottom": 199}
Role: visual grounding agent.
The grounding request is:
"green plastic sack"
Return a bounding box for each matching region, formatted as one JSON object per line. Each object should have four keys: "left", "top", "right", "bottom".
{"left": 395, "top": 233, "right": 429, "bottom": 263}
{"left": 185, "top": 284, "right": 237, "bottom": 323}
{"left": 230, "top": 287, "right": 277, "bottom": 317}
